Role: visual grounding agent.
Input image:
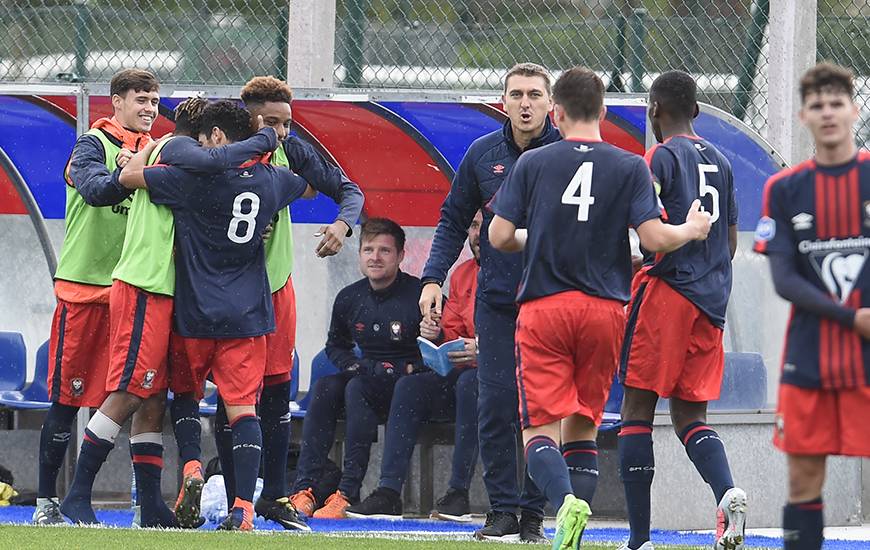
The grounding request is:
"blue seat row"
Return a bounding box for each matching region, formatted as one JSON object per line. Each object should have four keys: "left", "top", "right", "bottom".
{"left": 0, "top": 338, "right": 50, "bottom": 409}
{"left": 0, "top": 332, "right": 27, "bottom": 393}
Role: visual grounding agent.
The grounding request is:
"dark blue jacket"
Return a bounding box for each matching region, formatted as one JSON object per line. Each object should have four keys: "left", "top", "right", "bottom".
{"left": 66, "top": 132, "right": 132, "bottom": 206}
{"left": 326, "top": 271, "right": 423, "bottom": 376}
{"left": 283, "top": 135, "right": 364, "bottom": 234}
{"left": 422, "top": 117, "right": 561, "bottom": 306}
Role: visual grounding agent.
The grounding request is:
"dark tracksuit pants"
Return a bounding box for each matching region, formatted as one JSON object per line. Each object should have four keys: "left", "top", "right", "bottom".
{"left": 379, "top": 368, "right": 479, "bottom": 493}
{"left": 476, "top": 298, "right": 546, "bottom": 515}
{"left": 292, "top": 371, "right": 396, "bottom": 502}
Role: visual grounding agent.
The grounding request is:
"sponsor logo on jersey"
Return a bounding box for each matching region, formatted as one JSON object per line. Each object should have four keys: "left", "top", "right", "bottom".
{"left": 694, "top": 142, "right": 707, "bottom": 152}
{"left": 240, "top": 170, "right": 253, "bottom": 178}
{"left": 808, "top": 247, "right": 868, "bottom": 303}
{"left": 573, "top": 144, "right": 594, "bottom": 153}
{"left": 354, "top": 322, "right": 365, "bottom": 333}
{"left": 790, "top": 212, "right": 814, "bottom": 231}
{"left": 492, "top": 164, "right": 505, "bottom": 175}
{"left": 754, "top": 216, "right": 775, "bottom": 241}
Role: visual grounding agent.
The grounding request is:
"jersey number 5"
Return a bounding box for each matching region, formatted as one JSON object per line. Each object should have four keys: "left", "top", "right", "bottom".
{"left": 227, "top": 191, "right": 260, "bottom": 244}
{"left": 562, "top": 162, "right": 595, "bottom": 221}
{"left": 698, "top": 164, "right": 720, "bottom": 224}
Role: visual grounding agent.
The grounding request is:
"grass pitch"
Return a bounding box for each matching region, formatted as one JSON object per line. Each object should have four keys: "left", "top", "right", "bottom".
{"left": 0, "top": 524, "right": 717, "bottom": 549}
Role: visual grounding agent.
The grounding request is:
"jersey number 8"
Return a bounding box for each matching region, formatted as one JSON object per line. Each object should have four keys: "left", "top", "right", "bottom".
{"left": 562, "top": 162, "right": 595, "bottom": 222}
{"left": 227, "top": 191, "right": 260, "bottom": 244}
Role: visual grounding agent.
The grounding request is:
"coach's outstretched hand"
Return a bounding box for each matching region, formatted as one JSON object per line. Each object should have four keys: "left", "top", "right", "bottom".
{"left": 419, "top": 282, "right": 443, "bottom": 322}
{"left": 685, "top": 199, "right": 713, "bottom": 240}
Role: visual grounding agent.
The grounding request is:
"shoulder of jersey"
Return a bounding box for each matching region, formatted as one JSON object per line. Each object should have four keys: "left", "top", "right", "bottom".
{"left": 767, "top": 158, "right": 816, "bottom": 188}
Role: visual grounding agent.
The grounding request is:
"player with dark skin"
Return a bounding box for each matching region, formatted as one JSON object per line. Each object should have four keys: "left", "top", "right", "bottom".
{"left": 621, "top": 86, "right": 738, "bottom": 447}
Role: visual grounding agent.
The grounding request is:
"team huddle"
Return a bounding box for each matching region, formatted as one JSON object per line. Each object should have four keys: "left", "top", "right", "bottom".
{"left": 28, "top": 58, "right": 868, "bottom": 550}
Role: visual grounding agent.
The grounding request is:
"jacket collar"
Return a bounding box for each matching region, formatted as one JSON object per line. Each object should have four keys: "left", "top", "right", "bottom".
{"left": 501, "top": 115, "right": 560, "bottom": 154}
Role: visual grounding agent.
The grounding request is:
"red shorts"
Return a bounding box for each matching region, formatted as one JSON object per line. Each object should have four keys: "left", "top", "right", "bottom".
{"left": 168, "top": 331, "right": 200, "bottom": 398}
{"left": 516, "top": 291, "right": 625, "bottom": 428}
{"left": 170, "top": 336, "right": 266, "bottom": 406}
{"left": 48, "top": 299, "right": 111, "bottom": 407}
{"left": 774, "top": 383, "right": 870, "bottom": 456}
{"left": 621, "top": 271, "right": 724, "bottom": 402}
{"left": 104, "top": 280, "right": 172, "bottom": 399}
{"left": 264, "top": 277, "right": 297, "bottom": 384}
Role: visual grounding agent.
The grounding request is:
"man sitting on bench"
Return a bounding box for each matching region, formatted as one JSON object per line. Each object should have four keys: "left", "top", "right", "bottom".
{"left": 288, "top": 218, "right": 424, "bottom": 519}
{"left": 347, "top": 211, "right": 483, "bottom": 521}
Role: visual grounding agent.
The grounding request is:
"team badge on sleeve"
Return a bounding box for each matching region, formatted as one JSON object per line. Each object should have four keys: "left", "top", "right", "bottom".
{"left": 754, "top": 216, "right": 776, "bottom": 242}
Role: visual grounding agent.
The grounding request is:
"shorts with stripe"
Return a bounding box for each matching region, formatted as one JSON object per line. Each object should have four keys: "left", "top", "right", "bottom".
{"left": 265, "top": 277, "right": 296, "bottom": 384}
{"left": 170, "top": 336, "right": 267, "bottom": 406}
{"left": 48, "top": 298, "right": 111, "bottom": 407}
{"left": 516, "top": 290, "right": 624, "bottom": 429}
{"left": 620, "top": 271, "right": 724, "bottom": 402}
{"left": 775, "top": 383, "right": 870, "bottom": 456}
{"left": 105, "top": 280, "right": 172, "bottom": 399}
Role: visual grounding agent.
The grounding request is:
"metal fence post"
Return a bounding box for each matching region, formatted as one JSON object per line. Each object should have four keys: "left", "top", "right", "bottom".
{"left": 343, "top": 0, "right": 370, "bottom": 88}
{"left": 733, "top": 0, "right": 770, "bottom": 123}
{"left": 275, "top": 1, "right": 290, "bottom": 82}
{"left": 74, "top": 1, "right": 91, "bottom": 82}
{"left": 627, "top": 8, "right": 647, "bottom": 93}
{"left": 768, "top": 0, "right": 817, "bottom": 164}
{"left": 608, "top": 12, "right": 627, "bottom": 93}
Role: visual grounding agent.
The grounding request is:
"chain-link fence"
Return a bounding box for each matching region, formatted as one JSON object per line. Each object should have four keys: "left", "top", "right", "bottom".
{"left": 1, "top": 1, "right": 868, "bottom": 140}
{"left": 0, "top": 1, "right": 288, "bottom": 86}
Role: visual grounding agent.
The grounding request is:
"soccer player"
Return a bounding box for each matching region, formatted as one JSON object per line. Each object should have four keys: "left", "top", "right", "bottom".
{"left": 289, "top": 219, "right": 423, "bottom": 519}
{"left": 169, "top": 76, "right": 363, "bottom": 530}
{"left": 618, "top": 70, "right": 746, "bottom": 550}
{"left": 112, "top": 97, "right": 280, "bottom": 528}
{"left": 121, "top": 100, "right": 311, "bottom": 531}
{"left": 754, "top": 62, "right": 870, "bottom": 550}
{"left": 420, "top": 62, "right": 560, "bottom": 542}
{"left": 34, "top": 69, "right": 159, "bottom": 526}
{"left": 488, "top": 66, "right": 712, "bottom": 550}
{"left": 58, "top": 99, "right": 282, "bottom": 526}
{"left": 347, "top": 211, "right": 482, "bottom": 520}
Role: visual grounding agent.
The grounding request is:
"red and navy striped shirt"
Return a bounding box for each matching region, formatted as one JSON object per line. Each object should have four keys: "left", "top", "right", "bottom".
{"left": 754, "top": 151, "right": 870, "bottom": 389}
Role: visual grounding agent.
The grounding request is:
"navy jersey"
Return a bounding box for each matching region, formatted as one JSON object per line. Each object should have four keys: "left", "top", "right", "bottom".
{"left": 490, "top": 139, "right": 661, "bottom": 304}
{"left": 144, "top": 158, "right": 309, "bottom": 338}
{"left": 754, "top": 152, "right": 870, "bottom": 389}
{"left": 422, "top": 118, "right": 562, "bottom": 306}
{"left": 645, "top": 136, "right": 738, "bottom": 328}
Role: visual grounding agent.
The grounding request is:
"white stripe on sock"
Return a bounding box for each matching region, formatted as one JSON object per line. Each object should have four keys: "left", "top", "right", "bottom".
{"left": 87, "top": 411, "right": 122, "bottom": 444}
{"left": 130, "top": 432, "right": 163, "bottom": 446}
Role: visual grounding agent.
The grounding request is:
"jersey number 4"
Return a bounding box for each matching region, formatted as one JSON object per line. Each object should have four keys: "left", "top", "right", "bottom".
{"left": 698, "top": 164, "right": 720, "bottom": 224}
{"left": 562, "top": 162, "right": 595, "bottom": 221}
{"left": 227, "top": 191, "right": 260, "bottom": 244}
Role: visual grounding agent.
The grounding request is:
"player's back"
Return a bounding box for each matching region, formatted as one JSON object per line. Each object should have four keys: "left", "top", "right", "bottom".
{"left": 646, "top": 136, "right": 737, "bottom": 327}
{"left": 515, "top": 139, "right": 660, "bottom": 304}
{"left": 148, "top": 160, "right": 307, "bottom": 338}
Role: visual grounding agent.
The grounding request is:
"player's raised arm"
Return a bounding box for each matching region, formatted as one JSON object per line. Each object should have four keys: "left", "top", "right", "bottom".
{"left": 636, "top": 199, "right": 711, "bottom": 253}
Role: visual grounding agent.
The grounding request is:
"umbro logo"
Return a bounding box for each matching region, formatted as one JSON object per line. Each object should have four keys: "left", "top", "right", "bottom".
{"left": 492, "top": 164, "right": 505, "bottom": 175}
{"left": 694, "top": 143, "right": 707, "bottom": 151}
{"left": 791, "top": 212, "right": 814, "bottom": 230}
{"left": 239, "top": 170, "right": 253, "bottom": 178}
{"left": 574, "top": 144, "right": 594, "bottom": 153}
